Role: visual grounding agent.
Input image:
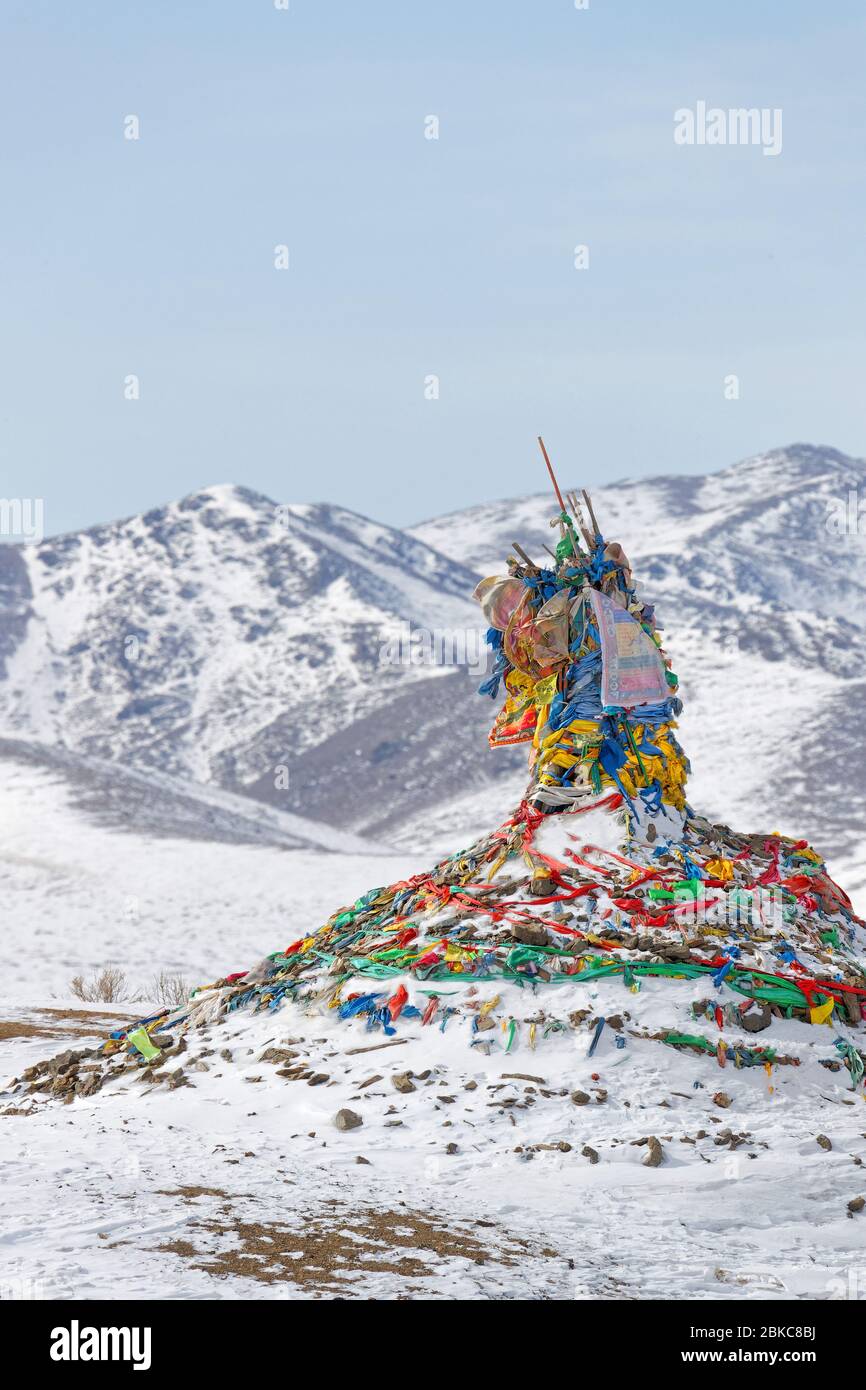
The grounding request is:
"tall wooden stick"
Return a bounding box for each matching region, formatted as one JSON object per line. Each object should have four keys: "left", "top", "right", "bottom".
{"left": 567, "top": 491, "right": 595, "bottom": 552}
{"left": 511, "top": 541, "right": 539, "bottom": 572}
{"left": 537, "top": 436, "right": 567, "bottom": 514}
{"left": 581, "top": 488, "right": 602, "bottom": 540}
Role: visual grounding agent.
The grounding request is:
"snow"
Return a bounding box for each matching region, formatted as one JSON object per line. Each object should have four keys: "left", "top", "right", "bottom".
{"left": 3, "top": 445, "right": 866, "bottom": 1301}
{"left": 0, "top": 751, "right": 415, "bottom": 1006}
{"left": 3, "top": 754, "right": 866, "bottom": 1301}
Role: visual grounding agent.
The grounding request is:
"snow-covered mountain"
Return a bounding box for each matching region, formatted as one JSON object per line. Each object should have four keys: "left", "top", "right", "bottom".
{"left": 1, "top": 444, "right": 864, "bottom": 886}
{"left": 0, "top": 486, "right": 523, "bottom": 833}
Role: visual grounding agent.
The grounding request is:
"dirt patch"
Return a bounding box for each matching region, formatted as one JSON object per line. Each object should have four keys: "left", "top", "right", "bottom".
{"left": 0, "top": 1022, "right": 57, "bottom": 1041}
{"left": 0, "top": 1007, "right": 137, "bottom": 1042}
{"left": 154, "top": 1201, "right": 557, "bottom": 1293}
{"left": 39, "top": 1008, "right": 138, "bottom": 1024}
{"left": 157, "top": 1186, "right": 233, "bottom": 1202}
{"left": 156, "top": 1239, "right": 199, "bottom": 1258}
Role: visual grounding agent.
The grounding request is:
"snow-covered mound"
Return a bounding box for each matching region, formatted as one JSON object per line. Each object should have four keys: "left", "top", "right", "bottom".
{"left": 9, "top": 789, "right": 865, "bottom": 1108}
{"left": 5, "top": 787, "right": 866, "bottom": 1300}
{"left": 9, "top": 463, "right": 865, "bottom": 1117}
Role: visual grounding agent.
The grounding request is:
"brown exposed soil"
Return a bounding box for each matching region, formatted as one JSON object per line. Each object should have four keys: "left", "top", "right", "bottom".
{"left": 0, "top": 1007, "right": 137, "bottom": 1042}
{"left": 157, "top": 1186, "right": 233, "bottom": 1202}
{"left": 153, "top": 1199, "right": 557, "bottom": 1293}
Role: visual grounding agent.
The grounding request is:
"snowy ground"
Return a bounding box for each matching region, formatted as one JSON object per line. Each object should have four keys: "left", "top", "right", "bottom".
{"left": 2, "top": 755, "right": 866, "bottom": 1301}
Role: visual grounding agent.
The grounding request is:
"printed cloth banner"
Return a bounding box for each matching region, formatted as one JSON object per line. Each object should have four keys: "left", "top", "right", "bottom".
{"left": 588, "top": 588, "right": 670, "bottom": 709}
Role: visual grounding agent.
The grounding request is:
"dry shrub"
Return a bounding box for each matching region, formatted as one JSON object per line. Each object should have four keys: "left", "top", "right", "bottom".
{"left": 69, "top": 967, "right": 133, "bottom": 1004}
{"left": 148, "top": 971, "right": 191, "bottom": 1009}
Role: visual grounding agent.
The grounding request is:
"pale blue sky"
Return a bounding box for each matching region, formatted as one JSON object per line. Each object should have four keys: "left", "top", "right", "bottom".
{"left": 1, "top": 0, "right": 864, "bottom": 536}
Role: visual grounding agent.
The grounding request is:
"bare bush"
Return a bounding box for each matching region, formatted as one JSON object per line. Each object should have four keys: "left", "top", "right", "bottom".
{"left": 69, "top": 968, "right": 133, "bottom": 1004}
{"left": 148, "top": 971, "right": 191, "bottom": 1009}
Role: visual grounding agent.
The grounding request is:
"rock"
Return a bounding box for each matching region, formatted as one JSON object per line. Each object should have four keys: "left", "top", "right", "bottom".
{"left": 847, "top": 1196, "right": 864, "bottom": 1214}
{"left": 512, "top": 922, "right": 549, "bottom": 947}
{"left": 713, "top": 1092, "right": 732, "bottom": 1109}
{"left": 571, "top": 1090, "right": 591, "bottom": 1106}
{"left": 334, "top": 1108, "right": 363, "bottom": 1131}
{"left": 605, "top": 1015, "right": 624, "bottom": 1032}
{"left": 392, "top": 1072, "right": 416, "bottom": 1094}
{"left": 259, "top": 1047, "right": 298, "bottom": 1065}
{"left": 48, "top": 1051, "right": 83, "bottom": 1077}
{"left": 581, "top": 1145, "right": 600, "bottom": 1164}
{"left": 527, "top": 874, "right": 554, "bottom": 896}
{"left": 355, "top": 1155, "right": 371, "bottom": 1165}
{"left": 816, "top": 1134, "right": 832, "bottom": 1151}
{"left": 445, "top": 1142, "right": 459, "bottom": 1154}
{"left": 219, "top": 1049, "right": 233, "bottom": 1063}
{"left": 358, "top": 1074, "right": 383, "bottom": 1089}
{"left": 167, "top": 1069, "right": 190, "bottom": 1089}
{"left": 75, "top": 1073, "right": 102, "bottom": 1098}
{"left": 464, "top": 1080, "right": 478, "bottom": 1091}
{"left": 643, "top": 1136, "right": 664, "bottom": 1167}
{"left": 306, "top": 1073, "right": 329, "bottom": 1086}
{"left": 474, "top": 1015, "right": 496, "bottom": 1033}
{"left": 660, "top": 944, "right": 692, "bottom": 963}
{"left": 739, "top": 1002, "right": 772, "bottom": 1033}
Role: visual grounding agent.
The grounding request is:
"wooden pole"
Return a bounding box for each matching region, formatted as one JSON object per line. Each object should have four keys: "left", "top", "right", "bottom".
{"left": 512, "top": 541, "right": 539, "bottom": 572}
{"left": 581, "top": 488, "right": 602, "bottom": 540}
{"left": 537, "top": 436, "right": 567, "bottom": 514}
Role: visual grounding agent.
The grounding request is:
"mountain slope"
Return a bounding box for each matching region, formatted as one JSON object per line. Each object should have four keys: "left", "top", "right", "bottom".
{"left": 0, "top": 737, "right": 389, "bottom": 854}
